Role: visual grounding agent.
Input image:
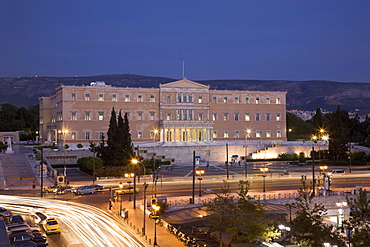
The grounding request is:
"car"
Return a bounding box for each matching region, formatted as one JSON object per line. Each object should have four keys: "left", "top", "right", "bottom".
{"left": 331, "top": 169, "right": 345, "bottom": 174}
{"left": 64, "top": 185, "right": 76, "bottom": 193}
{"left": 9, "top": 240, "right": 39, "bottom": 247}
{"left": 75, "top": 185, "right": 95, "bottom": 195}
{"left": 10, "top": 215, "right": 25, "bottom": 224}
{"left": 91, "top": 184, "right": 104, "bottom": 191}
{"left": 41, "top": 218, "right": 61, "bottom": 234}
{"left": 0, "top": 207, "right": 12, "bottom": 217}
{"left": 8, "top": 232, "right": 33, "bottom": 242}
{"left": 34, "top": 213, "right": 47, "bottom": 224}
{"left": 6, "top": 223, "right": 30, "bottom": 233}
{"left": 43, "top": 186, "right": 60, "bottom": 193}
{"left": 117, "top": 186, "right": 140, "bottom": 195}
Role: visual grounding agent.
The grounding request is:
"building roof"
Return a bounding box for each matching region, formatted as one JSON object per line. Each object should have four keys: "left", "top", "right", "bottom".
{"left": 160, "top": 77, "right": 209, "bottom": 89}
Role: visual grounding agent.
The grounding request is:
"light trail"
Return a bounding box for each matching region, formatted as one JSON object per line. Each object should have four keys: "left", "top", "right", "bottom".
{"left": 0, "top": 195, "right": 148, "bottom": 247}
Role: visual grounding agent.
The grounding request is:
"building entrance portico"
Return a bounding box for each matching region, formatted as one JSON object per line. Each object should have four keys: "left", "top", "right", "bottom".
{"left": 161, "top": 127, "right": 212, "bottom": 142}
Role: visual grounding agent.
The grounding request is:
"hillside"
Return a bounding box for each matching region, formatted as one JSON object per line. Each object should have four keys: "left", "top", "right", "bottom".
{"left": 1, "top": 74, "right": 370, "bottom": 113}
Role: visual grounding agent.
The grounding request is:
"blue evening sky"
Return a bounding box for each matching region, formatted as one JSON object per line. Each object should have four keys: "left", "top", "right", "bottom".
{"left": 1, "top": 1, "right": 369, "bottom": 82}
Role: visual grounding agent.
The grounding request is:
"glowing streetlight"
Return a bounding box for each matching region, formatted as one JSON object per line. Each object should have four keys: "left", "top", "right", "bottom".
{"left": 260, "top": 166, "right": 269, "bottom": 192}
{"left": 118, "top": 182, "right": 124, "bottom": 215}
{"left": 196, "top": 170, "right": 205, "bottom": 196}
{"left": 124, "top": 173, "right": 134, "bottom": 202}
{"left": 152, "top": 204, "right": 160, "bottom": 246}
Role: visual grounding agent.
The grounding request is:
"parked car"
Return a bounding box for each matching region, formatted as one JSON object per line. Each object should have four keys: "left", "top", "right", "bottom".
{"left": 10, "top": 215, "right": 25, "bottom": 224}
{"left": 91, "top": 184, "right": 104, "bottom": 191}
{"left": 41, "top": 218, "right": 61, "bottom": 234}
{"left": 117, "top": 186, "right": 140, "bottom": 194}
{"left": 75, "top": 185, "right": 95, "bottom": 195}
{"left": 9, "top": 232, "right": 33, "bottom": 242}
{"left": 0, "top": 207, "right": 12, "bottom": 217}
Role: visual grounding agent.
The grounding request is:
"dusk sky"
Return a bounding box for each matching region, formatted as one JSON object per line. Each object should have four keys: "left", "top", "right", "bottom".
{"left": 1, "top": 1, "right": 370, "bottom": 82}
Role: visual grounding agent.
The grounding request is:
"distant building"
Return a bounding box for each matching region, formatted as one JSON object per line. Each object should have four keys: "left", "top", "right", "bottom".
{"left": 39, "top": 78, "right": 287, "bottom": 160}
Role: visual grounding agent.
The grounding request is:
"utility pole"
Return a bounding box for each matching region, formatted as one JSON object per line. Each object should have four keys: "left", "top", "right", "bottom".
{"left": 192, "top": 151, "right": 195, "bottom": 204}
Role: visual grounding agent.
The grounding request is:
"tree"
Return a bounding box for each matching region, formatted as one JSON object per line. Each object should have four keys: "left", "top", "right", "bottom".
{"left": 77, "top": 144, "right": 83, "bottom": 149}
{"left": 77, "top": 156, "right": 103, "bottom": 171}
{"left": 312, "top": 108, "right": 324, "bottom": 130}
{"left": 290, "top": 181, "right": 345, "bottom": 247}
{"left": 343, "top": 188, "right": 370, "bottom": 247}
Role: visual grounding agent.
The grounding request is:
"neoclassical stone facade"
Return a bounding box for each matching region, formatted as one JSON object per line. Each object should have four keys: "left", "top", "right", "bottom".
{"left": 39, "top": 78, "right": 287, "bottom": 155}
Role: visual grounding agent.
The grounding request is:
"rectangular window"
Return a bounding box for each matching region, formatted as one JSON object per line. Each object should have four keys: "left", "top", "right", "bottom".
{"left": 245, "top": 113, "right": 250, "bottom": 121}
{"left": 71, "top": 112, "right": 77, "bottom": 121}
{"left": 235, "top": 97, "right": 239, "bottom": 104}
{"left": 85, "top": 132, "right": 90, "bottom": 140}
{"left": 266, "top": 113, "right": 271, "bottom": 121}
{"left": 234, "top": 130, "right": 240, "bottom": 138}
{"left": 256, "top": 130, "right": 261, "bottom": 138}
{"left": 137, "top": 112, "right": 143, "bottom": 120}
{"left": 177, "top": 112, "right": 181, "bottom": 120}
{"left": 277, "top": 130, "right": 282, "bottom": 137}
{"left": 166, "top": 112, "right": 171, "bottom": 121}
{"left": 223, "top": 113, "right": 228, "bottom": 121}
{"left": 213, "top": 131, "right": 218, "bottom": 138}
{"left": 189, "top": 95, "right": 193, "bottom": 103}
{"left": 178, "top": 95, "right": 182, "bottom": 103}
{"left": 266, "top": 130, "right": 271, "bottom": 138}
{"left": 224, "top": 131, "right": 229, "bottom": 138}
{"left": 266, "top": 97, "right": 270, "bottom": 104}
{"left": 246, "top": 130, "right": 251, "bottom": 138}
{"left": 85, "top": 93, "right": 90, "bottom": 101}
{"left": 212, "top": 96, "right": 217, "bottom": 103}
{"left": 125, "top": 112, "right": 130, "bottom": 120}
{"left": 71, "top": 93, "right": 76, "bottom": 101}
{"left": 189, "top": 112, "right": 193, "bottom": 120}
{"left": 166, "top": 95, "right": 171, "bottom": 103}
{"left": 71, "top": 132, "right": 76, "bottom": 140}
{"left": 276, "top": 113, "right": 281, "bottom": 121}
{"left": 125, "top": 94, "right": 130, "bottom": 102}
{"left": 223, "top": 96, "right": 228, "bottom": 103}
{"left": 256, "top": 113, "right": 260, "bottom": 121}
{"left": 98, "top": 132, "right": 104, "bottom": 140}
{"left": 183, "top": 95, "right": 187, "bottom": 103}
{"left": 255, "top": 97, "right": 260, "bottom": 104}
{"left": 245, "top": 97, "right": 250, "bottom": 104}
{"left": 212, "top": 113, "right": 217, "bottom": 121}
{"left": 98, "top": 112, "right": 104, "bottom": 121}
{"left": 198, "top": 113, "right": 203, "bottom": 121}
{"left": 183, "top": 111, "right": 188, "bottom": 120}
{"left": 138, "top": 131, "right": 143, "bottom": 139}
{"left": 98, "top": 93, "right": 104, "bottom": 101}
{"left": 112, "top": 94, "right": 117, "bottom": 102}
{"left": 198, "top": 96, "right": 203, "bottom": 103}
{"left": 84, "top": 111, "right": 91, "bottom": 121}
{"left": 150, "top": 112, "right": 155, "bottom": 121}
{"left": 150, "top": 94, "right": 155, "bottom": 102}
{"left": 276, "top": 98, "right": 281, "bottom": 104}
{"left": 137, "top": 95, "right": 143, "bottom": 102}
{"left": 234, "top": 113, "right": 239, "bottom": 121}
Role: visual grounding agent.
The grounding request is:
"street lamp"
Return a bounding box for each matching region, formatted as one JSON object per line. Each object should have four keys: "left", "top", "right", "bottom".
{"left": 244, "top": 129, "right": 252, "bottom": 178}
{"left": 142, "top": 182, "right": 148, "bottom": 236}
{"left": 124, "top": 173, "right": 134, "bottom": 202}
{"left": 118, "top": 182, "right": 123, "bottom": 215}
{"left": 278, "top": 224, "right": 291, "bottom": 247}
{"left": 336, "top": 201, "right": 347, "bottom": 231}
{"left": 196, "top": 170, "right": 205, "bottom": 197}
{"left": 132, "top": 158, "right": 146, "bottom": 183}
{"left": 152, "top": 204, "right": 160, "bottom": 246}
{"left": 152, "top": 129, "right": 159, "bottom": 187}
{"left": 320, "top": 165, "right": 328, "bottom": 176}
{"left": 260, "top": 166, "right": 269, "bottom": 193}
{"left": 58, "top": 129, "right": 69, "bottom": 184}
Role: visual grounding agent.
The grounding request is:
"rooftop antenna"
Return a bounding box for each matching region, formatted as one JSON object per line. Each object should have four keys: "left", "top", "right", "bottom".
{"left": 182, "top": 53, "right": 186, "bottom": 79}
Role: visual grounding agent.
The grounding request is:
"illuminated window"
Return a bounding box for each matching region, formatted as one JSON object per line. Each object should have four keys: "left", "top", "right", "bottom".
{"left": 150, "top": 95, "right": 155, "bottom": 102}
{"left": 266, "top": 113, "right": 271, "bottom": 121}
{"left": 235, "top": 96, "right": 239, "bottom": 104}
{"left": 125, "top": 94, "right": 130, "bottom": 102}
{"left": 276, "top": 130, "right": 281, "bottom": 137}
{"left": 224, "top": 131, "right": 229, "bottom": 138}
{"left": 256, "top": 113, "right": 260, "bottom": 121}
{"left": 276, "top": 98, "right": 281, "bottom": 104}
{"left": 71, "top": 112, "right": 77, "bottom": 121}
{"left": 255, "top": 97, "right": 260, "bottom": 104}
{"left": 212, "top": 113, "right": 217, "bottom": 121}
{"left": 98, "top": 112, "right": 104, "bottom": 121}
{"left": 213, "top": 131, "right": 218, "bottom": 138}
{"left": 266, "top": 130, "right": 271, "bottom": 138}
{"left": 71, "top": 132, "right": 76, "bottom": 140}
{"left": 234, "top": 130, "right": 240, "bottom": 138}
{"left": 234, "top": 113, "right": 239, "bottom": 121}
{"left": 223, "top": 97, "right": 228, "bottom": 103}
{"left": 198, "top": 96, "right": 203, "bottom": 103}
{"left": 245, "top": 113, "right": 250, "bottom": 121}
{"left": 223, "top": 113, "right": 228, "bottom": 121}
{"left": 138, "top": 131, "right": 143, "bottom": 139}
{"left": 84, "top": 111, "right": 91, "bottom": 121}
{"left": 112, "top": 94, "right": 117, "bottom": 102}
{"left": 150, "top": 112, "right": 155, "bottom": 121}
{"left": 71, "top": 93, "right": 76, "bottom": 101}
{"left": 137, "top": 95, "right": 143, "bottom": 102}
{"left": 276, "top": 113, "right": 281, "bottom": 121}
{"left": 166, "top": 112, "right": 171, "bottom": 120}
{"left": 198, "top": 113, "right": 203, "bottom": 121}
{"left": 85, "top": 132, "right": 90, "bottom": 140}
{"left": 85, "top": 93, "right": 90, "bottom": 101}
{"left": 266, "top": 97, "right": 270, "bottom": 104}
{"left": 98, "top": 93, "right": 104, "bottom": 101}
{"left": 256, "top": 130, "right": 261, "bottom": 138}
{"left": 137, "top": 112, "right": 143, "bottom": 120}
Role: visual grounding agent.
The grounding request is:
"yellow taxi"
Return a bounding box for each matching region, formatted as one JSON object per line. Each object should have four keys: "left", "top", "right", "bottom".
{"left": 117, "top": 186, "right": 140, "bottom": 194}
{"left": 42, "top": 218, "right": 61, "bottom": 234}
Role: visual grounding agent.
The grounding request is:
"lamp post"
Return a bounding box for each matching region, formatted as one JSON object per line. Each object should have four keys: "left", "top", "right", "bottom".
{"left": 336, "top": 201, "right": 347, "bottom": 232}
{"left": 320, "top": 165, "right": 328, "bottom": 176}
{"left": 132, "top": 158, "right": 146, "bottom": 183}
{"left": 278, "top": 224, "right": 291, "bottom": 247}
{"left": 260, "top": 166, "right": 269, "bottom": 192}
{"left": 152, "top": 129, "right": 159, "bottom": 195}
{"left": 118, "top": 182, "right": 123, "bottom": 215}
{"left": 58, "top": 129, "right": 69, "bottom": 184}
{"left": 124, "top": 173, "right": 134, "bottom": 201}
{"left": 142, "top": 182, "right": 148, "bottom": 236}
{"left": 196, "top": 170, "right": 205, "bottom": 197}
{"left": 244, "top": 129, "right": 251, "bottom": 178}
{"left": 152, "top": 204, "right": 160, "bottom": 246}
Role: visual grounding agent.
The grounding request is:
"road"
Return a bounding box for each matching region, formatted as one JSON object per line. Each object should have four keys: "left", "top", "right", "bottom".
{"left": 0, "top": 194, "right": 148, "bottom": 247}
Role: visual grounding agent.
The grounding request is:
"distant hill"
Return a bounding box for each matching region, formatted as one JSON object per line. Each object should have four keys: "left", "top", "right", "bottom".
{"left": 1, "top": 73, "right": 370, "bottom": 114}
